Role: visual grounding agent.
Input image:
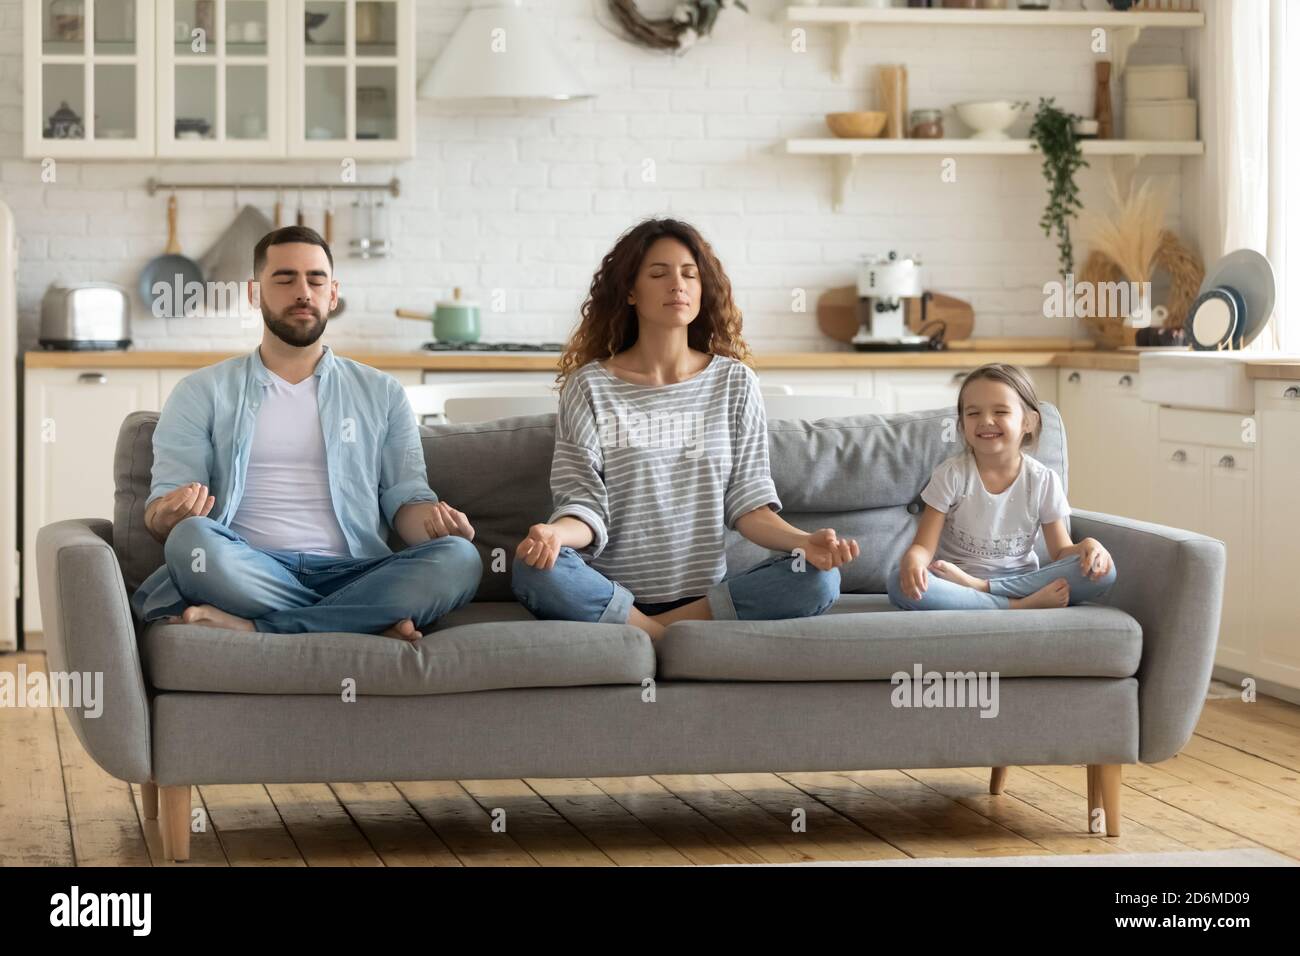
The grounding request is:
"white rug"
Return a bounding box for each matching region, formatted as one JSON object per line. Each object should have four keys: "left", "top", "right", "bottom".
{"left": 714, "top": 849, "right": 1294, "bottom": 867}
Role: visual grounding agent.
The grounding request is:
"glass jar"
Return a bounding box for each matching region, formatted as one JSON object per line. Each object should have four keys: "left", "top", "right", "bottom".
{"left": 910, "top": 109, "right": 944, "bottom": 139}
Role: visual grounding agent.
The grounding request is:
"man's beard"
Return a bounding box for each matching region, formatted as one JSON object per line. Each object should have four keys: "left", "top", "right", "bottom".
{"left": 263, "top": 302, "right": 327, "bottom": 347}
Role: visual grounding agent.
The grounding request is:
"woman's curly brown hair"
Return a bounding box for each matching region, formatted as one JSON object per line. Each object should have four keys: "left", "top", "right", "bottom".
{"left": 556, "top": 218, "right": 752, "bottom": 389}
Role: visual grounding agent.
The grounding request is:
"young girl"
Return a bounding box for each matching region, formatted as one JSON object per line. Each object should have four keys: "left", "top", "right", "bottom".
{"left": 510, "top": 218, "right": 860, "bottom": 640}
{"left": 888, "top": 363, "right": 1117, "bottom": 611}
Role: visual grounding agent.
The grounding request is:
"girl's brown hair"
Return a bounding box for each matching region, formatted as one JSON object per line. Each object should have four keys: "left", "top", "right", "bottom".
{"left": 556, "top": 218, "right": 752, "bottom": 389}
{"left": 956, "top": 363, "right": 1043, "bottom": 448}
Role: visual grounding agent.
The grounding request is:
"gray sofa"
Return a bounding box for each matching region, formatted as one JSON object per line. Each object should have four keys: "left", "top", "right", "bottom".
{"left": 36, "top": 402, "right": 1225, "bottom": 862}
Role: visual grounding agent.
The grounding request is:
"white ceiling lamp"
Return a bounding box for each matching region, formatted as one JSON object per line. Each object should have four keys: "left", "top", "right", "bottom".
{"left": 419, "top": 0, "right": 594, "bottom": 101}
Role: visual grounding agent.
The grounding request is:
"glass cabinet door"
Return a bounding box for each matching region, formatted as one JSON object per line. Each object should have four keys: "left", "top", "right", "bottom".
{"left": 24, "top": 0, "right": 155, "bottom": 157}
{"left": 289, "top": 0, "right": 412, "bottom": 158}
{"left": 156, "top": 0, "right": 285, "bottom": 156}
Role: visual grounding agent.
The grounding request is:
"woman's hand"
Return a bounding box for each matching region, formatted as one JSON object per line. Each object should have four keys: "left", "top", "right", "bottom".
{"left": 899, "top": 549, "right": 930, "bottom": 601}
{"left": 1076, "top": 537, "right": 1112, "bottom": 580}
{"left": 516, "top": 523, "right": 563, "bottom": 570}
{"left": 798, "top": 528, "right": 860, "bottom": 572}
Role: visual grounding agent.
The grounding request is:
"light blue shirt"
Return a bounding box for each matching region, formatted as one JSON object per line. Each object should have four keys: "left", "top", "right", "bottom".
{"left": 146, "top": 344, "right": 438, "bottom": 558}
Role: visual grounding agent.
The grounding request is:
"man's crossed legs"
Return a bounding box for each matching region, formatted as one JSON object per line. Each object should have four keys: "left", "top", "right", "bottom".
{"left": 146, "top": 516, "right": 482, "bottom": 641}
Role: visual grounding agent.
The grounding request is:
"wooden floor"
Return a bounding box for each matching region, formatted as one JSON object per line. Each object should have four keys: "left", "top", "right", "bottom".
{"left": 3, "top": 650, "right": 1299, "bottom": 866}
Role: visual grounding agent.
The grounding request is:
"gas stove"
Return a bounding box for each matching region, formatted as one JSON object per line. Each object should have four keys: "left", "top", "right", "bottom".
{"left": 421, "top": 341, "right": 563, "bottom": 352}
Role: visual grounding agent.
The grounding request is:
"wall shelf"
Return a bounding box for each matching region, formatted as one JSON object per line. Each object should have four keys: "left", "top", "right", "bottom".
{"left": 784, "top": 137, "right": 1206, "bottom": 210}
{"left": 784, "top": 4, "right": 1206, "bottom": 81}
{"left": 784, "top": 6, "right": 1205, "bottom": 28}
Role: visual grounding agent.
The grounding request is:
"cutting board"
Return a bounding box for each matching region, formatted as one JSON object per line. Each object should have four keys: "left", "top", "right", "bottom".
{"left": 817, "top": 286, "right": 975, "bottom": 343}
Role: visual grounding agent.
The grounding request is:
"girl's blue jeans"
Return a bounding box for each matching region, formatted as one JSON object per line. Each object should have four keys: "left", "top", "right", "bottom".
{"left": 887, "top": 554, "right": 1118, "bottom": 611}
{"left": 511, "top": 546, "right": 841, "bottom": 624}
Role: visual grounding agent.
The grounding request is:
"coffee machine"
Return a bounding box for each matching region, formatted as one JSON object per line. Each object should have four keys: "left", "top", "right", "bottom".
{"left": 853, "top": 250, "right": 933, "bottom": 351}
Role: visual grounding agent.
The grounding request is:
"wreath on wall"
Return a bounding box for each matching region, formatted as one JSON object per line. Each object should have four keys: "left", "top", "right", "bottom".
{"left": 607, "top": 0, "right": 749, "bottom": 53}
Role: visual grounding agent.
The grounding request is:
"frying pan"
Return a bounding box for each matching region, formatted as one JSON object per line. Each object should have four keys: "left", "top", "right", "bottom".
{"left": 138, "top": 195, "right": 204, "bottom": 318}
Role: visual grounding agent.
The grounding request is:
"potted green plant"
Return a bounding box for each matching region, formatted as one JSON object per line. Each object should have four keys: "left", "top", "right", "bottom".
{"left": 1028, "top": 97, "right": 1089, "bottom": 278}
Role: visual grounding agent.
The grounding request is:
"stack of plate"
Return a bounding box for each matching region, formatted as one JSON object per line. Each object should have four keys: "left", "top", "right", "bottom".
{"left": 1185, "top": 250, "right": 1276, "bottom": 350}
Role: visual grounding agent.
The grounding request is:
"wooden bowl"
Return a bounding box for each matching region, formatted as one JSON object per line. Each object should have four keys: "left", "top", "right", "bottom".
{"left": 825, "top": 111, "right": 888, "bottom": 139}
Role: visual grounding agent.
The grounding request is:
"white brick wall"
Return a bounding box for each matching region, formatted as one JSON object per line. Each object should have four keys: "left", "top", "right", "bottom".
{"left": 0, "top": 0, "right": 1191, "bottom": 353}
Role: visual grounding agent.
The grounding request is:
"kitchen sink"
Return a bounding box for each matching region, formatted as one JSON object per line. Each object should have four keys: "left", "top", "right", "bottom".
{"left": 1139, "top": 352, "right": 1257, "bottom": 412}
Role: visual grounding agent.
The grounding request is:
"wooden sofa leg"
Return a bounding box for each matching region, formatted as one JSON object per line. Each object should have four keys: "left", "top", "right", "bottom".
{"left": 141, "top": 782, "right": 159, "bottom": 820}
{"left": 989, "top": 767, "right": 1008, "bottom": 794}
{"left": 1099, "top": 764, "right": 1121, "bottom": 837}
{"left": 159, "top": 785, "right": 192, "bottom": 862}
{"left": 1087, "top": 764, "right": 1122, "bottom": 837}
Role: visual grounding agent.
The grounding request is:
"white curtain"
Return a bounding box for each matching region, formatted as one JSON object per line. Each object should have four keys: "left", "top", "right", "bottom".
{"left": 1264, "top": 0, "right": 1294, "bottom": 353}
{"left": 1210, "top": 0, "right": 1291, "bottom": 353}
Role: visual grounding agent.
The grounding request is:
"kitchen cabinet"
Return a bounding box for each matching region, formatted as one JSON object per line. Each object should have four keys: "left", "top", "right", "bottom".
{"left": 873, "top": 366, "right": 1057, "bottom": 414}
{"left": 155, "top": 0, "right": 286, "bottom": 157}
{"left": 1254, "top": 380, "right": 1300, "bottom": 690}
{"left": 158, "top": 366, "right": 190, "bottom": 405}
{"left": 287, "top": 0, "right": 415, "bottom": 159}
{"left": 756, "top": 370, "right": 865, "bottom": 398}
{"left": 1056, "top": 367, "right": 1153, "bottom": 518}
{"left": 1147, "top": 407, "right": 1256, "bottom": 675}
{"left": 22, "top": 0, "right": 415, "bottom": 160}
{"left": 23, "top": 0, "right": 157, "bottom": 158}
{"left": 22, "top": 367, "right": 159, "bottom": 632}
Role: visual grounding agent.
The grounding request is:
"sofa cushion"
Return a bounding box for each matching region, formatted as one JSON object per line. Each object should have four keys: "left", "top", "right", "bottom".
{"left": 655, "top": 599, "right": 1141, "bottom": 681}
{"left": 141, "top": 614, "right": 655, "bottom": 695}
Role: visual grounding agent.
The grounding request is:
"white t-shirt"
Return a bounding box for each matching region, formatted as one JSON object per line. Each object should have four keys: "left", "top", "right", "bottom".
{"left": 919, "top": 450, "right": 1069, "bottom": 578}
{"left": 228, "top": 369, "right": 351, "bottom": 556}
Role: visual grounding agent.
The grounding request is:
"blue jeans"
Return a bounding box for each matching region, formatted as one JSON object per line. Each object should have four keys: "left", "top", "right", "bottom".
{"left": 133, "top": 515, "right": 482, "bottom": 634}
{"left": 887, "top": 554, "right": 1118, "bottom": 611}
{"left": 511, "top": 547, "right": 841, "bottom": 624}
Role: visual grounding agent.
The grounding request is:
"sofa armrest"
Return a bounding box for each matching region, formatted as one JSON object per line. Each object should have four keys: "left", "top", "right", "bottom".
{"left": 1070, "top": 509, "right": 1225, "bottom": 764}
{"left": 35, "top": 518, "right": 152, "bottom": 782}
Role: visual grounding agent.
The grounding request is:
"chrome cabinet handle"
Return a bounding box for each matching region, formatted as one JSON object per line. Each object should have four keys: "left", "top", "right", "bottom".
{"left": 1171, "top": 449, "right": 1186, "bottom": 463}
{"left": 950, "top": 370, "right": 972, "bottom": 383}
{"left": 1217, "top": 454, "right": 1236, "bottom": 469}
{"left": 1118, "top": 374, "right": 1134, "bottom": 387}
{"left": 1284, "top": 386, "right": 1300, "bottom": 399}
{"left": 77, "top": 372, "right": 107, "bottom": 385}
{"left": 1068, "top": 372, "right": 1081, "bottom": 383}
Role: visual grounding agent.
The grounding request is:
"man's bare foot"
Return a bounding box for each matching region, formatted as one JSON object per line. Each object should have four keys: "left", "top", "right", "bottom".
{"left": 382, "top": 618, "right": 423, "bottom": 643}
{"left": 929, "top": 560, "right": 988, "bottom": 591}
{"left": 1009, "top": 579, "right": 1070, "bottom": 609}
{"left": 167, "top": 604, "right": 255, "bottom": 631}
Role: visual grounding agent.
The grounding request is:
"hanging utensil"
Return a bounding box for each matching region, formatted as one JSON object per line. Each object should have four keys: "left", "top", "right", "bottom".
{"left": 296, "top": 187, "right": 305, "bottom": 227}
{"left": 324, "top": 190, "right": 346, "bottom": 319}
{"left": 137, "top": 194, "right": 205, "bottom": 319}
{"left": 198, "top": 202, "right": 274, "bottom": 284}
{"left": 273, "top": 189, "right": 283, "bottom": 228}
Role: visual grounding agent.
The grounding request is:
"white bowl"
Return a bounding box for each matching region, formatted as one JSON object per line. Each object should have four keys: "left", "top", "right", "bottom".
{"left": 953, "top": 100, "right": 1024, "bottom": 141}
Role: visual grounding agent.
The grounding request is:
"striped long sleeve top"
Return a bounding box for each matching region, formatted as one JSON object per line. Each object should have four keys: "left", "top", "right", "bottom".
{"left": 548, "top": 354, "right": 782, "bottom": 603}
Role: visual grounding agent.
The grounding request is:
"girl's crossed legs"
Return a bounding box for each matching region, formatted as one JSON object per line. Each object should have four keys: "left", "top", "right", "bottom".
{"left": 888, "top": 554, "right": 1117, "bottom": 611}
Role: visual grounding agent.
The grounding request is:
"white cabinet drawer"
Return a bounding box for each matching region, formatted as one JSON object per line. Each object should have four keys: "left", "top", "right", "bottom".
{"left": 1159, "top": 407, "right": 1254, "bottom": 449}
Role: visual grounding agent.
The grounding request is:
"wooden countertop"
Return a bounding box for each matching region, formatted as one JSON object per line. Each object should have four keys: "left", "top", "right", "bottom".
{"left": 24, "top": 339, "right": 1140, "bottom": 371}
{"left": 1246, "top": 361, "right": 1300, "bottom": 381}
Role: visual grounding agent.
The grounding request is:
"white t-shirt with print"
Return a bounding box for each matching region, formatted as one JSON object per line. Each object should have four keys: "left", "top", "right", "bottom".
{"left": 919, "top": 451, "right": 1070, "bottom": 578}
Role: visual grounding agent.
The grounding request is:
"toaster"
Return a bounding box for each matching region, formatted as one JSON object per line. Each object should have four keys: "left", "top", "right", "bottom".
{"left": 39, "top": 282, "right": 132, "bottom": 350}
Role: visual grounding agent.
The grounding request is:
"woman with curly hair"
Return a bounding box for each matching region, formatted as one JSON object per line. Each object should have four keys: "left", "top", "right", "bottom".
{"left": 511, "top": 218, "right": 860, "bottom": 640}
